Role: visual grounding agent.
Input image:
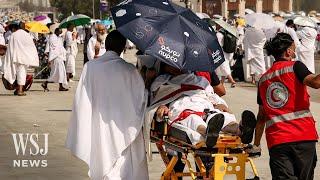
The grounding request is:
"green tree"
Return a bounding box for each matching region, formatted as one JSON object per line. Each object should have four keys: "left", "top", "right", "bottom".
{"left": 50, "top": 0, "right": 120, "bottom": 20}
{"left": 294, "top": 0, "right": 320, "bottom": 12}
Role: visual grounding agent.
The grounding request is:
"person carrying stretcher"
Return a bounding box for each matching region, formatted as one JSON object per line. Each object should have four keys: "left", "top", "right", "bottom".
{"left": 149, "top": 63, "right": 257, "bottom": 147}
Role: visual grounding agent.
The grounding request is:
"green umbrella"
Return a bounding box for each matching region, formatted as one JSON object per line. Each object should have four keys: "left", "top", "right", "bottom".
{"left": 59, "top": 14, "right": 91, "bottom": 28}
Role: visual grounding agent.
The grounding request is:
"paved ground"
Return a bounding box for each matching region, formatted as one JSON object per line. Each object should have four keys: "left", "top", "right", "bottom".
{"left": 0, "top": 46, "right": 319, "bottom": 180}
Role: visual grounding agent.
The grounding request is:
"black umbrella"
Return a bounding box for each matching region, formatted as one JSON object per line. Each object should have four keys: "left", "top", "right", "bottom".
{"left": 111, "top": 0, "right": 225, "bottom": 72}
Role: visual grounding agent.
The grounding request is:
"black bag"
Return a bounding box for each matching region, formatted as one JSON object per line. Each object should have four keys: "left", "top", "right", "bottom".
{"left": 222, "top": 31, "right": 237, "bottom": 53}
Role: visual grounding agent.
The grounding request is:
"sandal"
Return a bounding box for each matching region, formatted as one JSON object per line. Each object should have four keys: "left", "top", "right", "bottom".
{"left": 231, "top": 83, "right": 236, "bottom": 88}
{"left": 41, "top": 83, "right": 49, "bottom": 92}
{"left": 17, "top": 91, "right": 26, "bottom": 96}
{"left": 205, "top": 114, "right": 225, "bottom": 148}
{"left": 240, "top": 110, "right": 257, "bottom": 144}
{"left": 59, "top": 87, "right": 69, "bottom": 91}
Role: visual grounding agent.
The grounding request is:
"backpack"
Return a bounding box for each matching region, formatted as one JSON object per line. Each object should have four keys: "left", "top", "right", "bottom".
{"left": 222, "top": 31, "right": 237, "bottom": 53}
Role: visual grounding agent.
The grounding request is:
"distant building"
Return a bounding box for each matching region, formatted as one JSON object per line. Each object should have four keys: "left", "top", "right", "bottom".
{"left": 19, "top": 0, "right": 51, "bottom": 8}
{"left": 172, "top": 0, "right": 203, "bottom": 13}
{"left": 202, "top": 0, "right": 293, "bottom": 18}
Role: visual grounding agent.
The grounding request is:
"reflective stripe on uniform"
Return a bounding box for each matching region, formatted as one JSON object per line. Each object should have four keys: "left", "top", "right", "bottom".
{"left": 260, "top": 66, "right": 294, "bottom": 84}
{"left": 266, "top": 110, "right": 313, "bottom": 129}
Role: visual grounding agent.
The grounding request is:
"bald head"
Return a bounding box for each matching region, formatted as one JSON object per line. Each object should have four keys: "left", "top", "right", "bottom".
{"left": 95, "top": 24, "right": 106, "bottom": 35}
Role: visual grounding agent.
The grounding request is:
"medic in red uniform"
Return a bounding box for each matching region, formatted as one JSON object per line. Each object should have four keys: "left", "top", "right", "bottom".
{"left": 254, "top": 33, "right": 319, "bottom": 180}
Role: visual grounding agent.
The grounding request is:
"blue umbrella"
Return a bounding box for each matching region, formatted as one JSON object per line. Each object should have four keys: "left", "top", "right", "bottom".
{"left": 111, "top": 0, "right": 224, "bottom": 72}
{"left": 99, "top": 19, "right": 113, "bottom": 26}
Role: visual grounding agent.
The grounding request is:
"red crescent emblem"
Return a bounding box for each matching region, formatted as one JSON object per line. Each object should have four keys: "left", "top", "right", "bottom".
{"left": 271, "top": 89, "right": 281, "bottom": 102}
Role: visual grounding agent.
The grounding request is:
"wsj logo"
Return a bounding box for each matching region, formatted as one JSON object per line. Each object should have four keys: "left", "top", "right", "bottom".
{"left": 11, "top": 133, "right": 49, "bottom": 168}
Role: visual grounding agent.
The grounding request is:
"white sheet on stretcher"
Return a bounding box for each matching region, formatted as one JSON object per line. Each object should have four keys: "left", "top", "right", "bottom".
{"left": 169, "top": 122, "right": 204, "bottom": 145}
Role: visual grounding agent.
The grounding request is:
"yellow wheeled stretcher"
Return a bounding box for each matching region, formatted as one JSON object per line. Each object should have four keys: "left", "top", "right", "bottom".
{"left": 150, "top": 118, "right": 260, "bottom": 180}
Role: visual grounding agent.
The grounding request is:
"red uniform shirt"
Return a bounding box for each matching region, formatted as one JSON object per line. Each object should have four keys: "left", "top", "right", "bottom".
{"left": 258, "top": 60, "right": 318, "bottom": 148}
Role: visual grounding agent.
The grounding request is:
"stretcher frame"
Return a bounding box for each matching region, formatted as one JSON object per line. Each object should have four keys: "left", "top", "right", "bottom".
{"left": 150, "top": 119, "right": 260, "bottom": 180}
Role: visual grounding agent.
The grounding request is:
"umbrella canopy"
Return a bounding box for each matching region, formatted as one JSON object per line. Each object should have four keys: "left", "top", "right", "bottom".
{"left": 213, "top": 19, "right": 238, "bottom": 38}
{"left": 59, "top": 14, "right": 91, "bottom": 28}
{"left": 49, "top": 23, "right": 60, "bottom": 33}
{"left": 245, "top": 13, "right": 275, "bottom": 29}
{"left": 34, "top": 15, "right": 52, "bottom": 25}
{"left": 294, "top": 16, "right": 316, "bottom": 28}
{"left": 245, "top": 8, "right": 255, "bottom": 15}
{"left": 212, "top": 14, "right": 223, "bottom": 20}
{"left": 236, "top": 18, "right": 246, "bottom": 26}
{"left": 310, "top": 17, "right": 320, "bottom": 24}
{"left": 99, "top": 19, "right": 113, "bottom": 26}
{"left": 196, "top": 12, "right": 210, "bottom": 19}
{"left": 111, "top": 0, "right": 225, "bottom": 72}
{"left": 25, "top": 21, "right": 50, "bottom": 34}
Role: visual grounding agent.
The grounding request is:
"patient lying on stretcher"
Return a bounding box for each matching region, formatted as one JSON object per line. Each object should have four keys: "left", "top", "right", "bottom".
{"left": 148, "top": 64, "right": 256, "bottom": 147}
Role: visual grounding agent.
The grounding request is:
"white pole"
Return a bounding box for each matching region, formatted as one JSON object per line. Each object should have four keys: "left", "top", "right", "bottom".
{"left": 93, "top": 0, "right": 95, "bottom": 19}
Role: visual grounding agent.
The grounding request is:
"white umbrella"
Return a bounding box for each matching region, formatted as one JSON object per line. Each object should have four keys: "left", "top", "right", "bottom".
{"left": 245, "top": 8, "right": 255, "bottom": 15}
{"left": 310, "top": 17, "right": 320, "bottom": 24}
{"left": 294, "top": 16, "right": 316, "bottom": 28}
{"left": 213, "top": 19, "right": 238, "bottom": 38}
{"left": 245, "top": 13, "right": 275, "bottom": 29}
{"left": 298, "top": 11, "right": 306, "bottom": 17}
{"left": 49, "top": 23, "right": 60, "bottom": 33}
{"left": 212, "top": 14, "right": 223, "bottom": 20}
{"left": 196, "top": 12, "right": 210, "bottom": 19}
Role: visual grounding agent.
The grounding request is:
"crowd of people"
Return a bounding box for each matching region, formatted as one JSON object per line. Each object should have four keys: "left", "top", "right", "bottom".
{"left": 0, "top": 20, "right": 113, "bottom": 96}
{"left": 213, "top": 15, "right": 320, "bottom": 87}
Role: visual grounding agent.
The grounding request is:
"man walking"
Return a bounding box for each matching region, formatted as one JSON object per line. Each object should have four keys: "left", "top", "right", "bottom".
{"left": 254, "top": 33, "right": 319, "bottom": 180}
{"left": 66, "top": 30, "right": 148, "bottom": 180}
{"left": 41, "top": 28, "right": 68, "bottom": 91}
{"left": 3, "top": 23, "right": 39, "bottom": 96}
{"left": 65, "top": 24, "right": 78, "bottom": 81}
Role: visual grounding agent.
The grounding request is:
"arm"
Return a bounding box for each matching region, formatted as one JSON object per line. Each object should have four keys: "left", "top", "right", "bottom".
{"left": 254, "top": 105, "right": 266, "bottom": 147}
{"left": 87, "top": 39, "right": 94, "bottom": 61}
{"left": 155, "top": 105, "right": 170, "bottom": 121}
{"left": 294, "top": 61, "right": 320, "bottom": 89}
{"left": 210, "top": 71, "right": 226, "bottom": 96}
{"left": 303, "top": 74, "right": 320, "bottom": 89}
{"left": 213, "top": 83, "right": 226, "bottom": 97}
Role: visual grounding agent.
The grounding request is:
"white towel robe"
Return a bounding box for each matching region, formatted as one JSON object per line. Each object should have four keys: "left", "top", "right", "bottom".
{"left": 243, "top": 28, "right": 267, "bottom": 81}
{"left": 0, "top": 33, "right": 5, "bottom": 74}
{"left": 66, "top": 51, "right": 148, "bottom": 180}
{"left": 87, "top": 35, "right": 106, "bottom": 61}
{"left": 3, "top": 29, "right": 39, "bottom": 84}
{"left": 46, "top": 34, "right": 68, "bottom": 86}
{"left": 215, "top": 31, "right": 233, "bottom": 77}
{"left": 297, "top": 27, "right": 317, "bottom": 74}
{"left": 65, "top": 31, "right": 78, "bottom": 75}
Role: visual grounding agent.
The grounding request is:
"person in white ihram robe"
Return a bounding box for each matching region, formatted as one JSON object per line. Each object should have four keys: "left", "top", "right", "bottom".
{"left": 243, "top": 27, "right": 267, "bottom": 84}
{"left": 3, "top": 28, "right": 39, "bottom": 96}
{"left": 215, "top": 30, "right": 236, "bottom": 87}
{"left": 66, "top": 30, "right": 148, "bottom": 180}
{"left": 317, "top": 25, "right": 320, "bottom": 53}
{"left": 87, "top": 24, "right": 107, "bottom": 61}
{"left": 65, "top": 25, "right": 78, "bottom": 80}
{"left": 0, "top": 24, "right": 6, "bottom": 74}
{"left": 296, "top": 26, "right": 318, "bottom": 73}
{"left": 41, "top": 28, "right": 68, "bottom": 91}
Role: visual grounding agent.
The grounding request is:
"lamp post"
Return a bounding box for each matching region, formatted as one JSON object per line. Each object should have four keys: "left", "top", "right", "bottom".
{"left": 92, "top": 0, "right": 95, "bottom": 19}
